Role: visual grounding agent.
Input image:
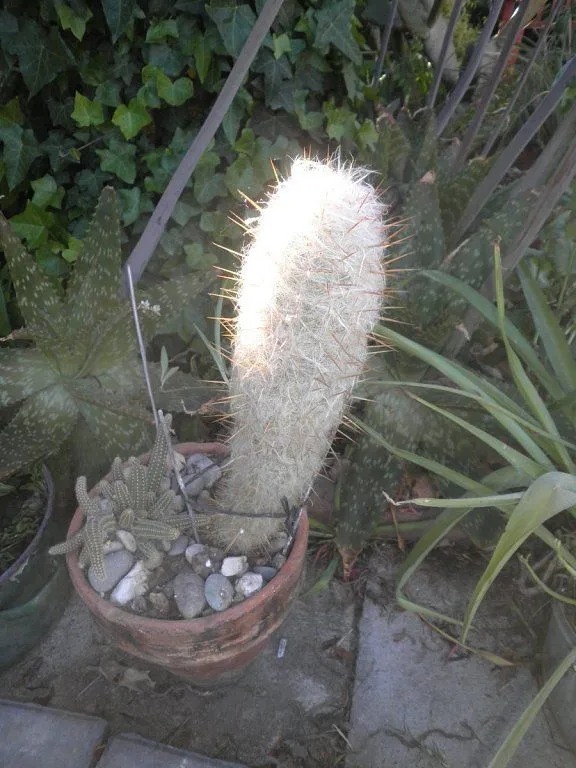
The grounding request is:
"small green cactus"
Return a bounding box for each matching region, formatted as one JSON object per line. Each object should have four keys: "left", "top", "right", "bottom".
{"left": 49, "top": 415, "right": 185, "bottom": 576}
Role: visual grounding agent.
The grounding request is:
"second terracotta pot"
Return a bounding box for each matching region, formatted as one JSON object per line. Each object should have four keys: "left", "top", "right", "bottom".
{"left": 66, "top": 442, "right": 309, "bottom": 685}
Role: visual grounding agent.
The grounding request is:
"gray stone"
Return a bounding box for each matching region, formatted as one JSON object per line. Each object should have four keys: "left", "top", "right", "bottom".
{"left": 148, "top": 591, "right": 170, "bottom": 617}
{"left": 183, "top": 454, "right": 222, "bottom": 495}
{"left": 0, "top": 700, "right": 107, "bottom": 768}
{"left": 346, "top": 549, "right": 574, "bottom": 768}
{"left": 185, "top": 543, "right": 207, "bottom": 563}
{"left": 102, "top": 540, "right": 124, "bottom": 555}
{"left": 88, "top": 550, "right": 134, "bottom": 593}
{"left": 253, "top": 566, "right": 277, "bottom": 582}
{"left": 98, "top": 732, "right": 245, "bottom": 767}
{"left": 205, "top": 573, "right": 234, "bottom": 612}
{"left": 174, "top": 570, "right": 206, "bottom": 619}
{"left": 235, "top": 572, "right": 264, "bottom": 599}
{"left": 189, "top": 550, "right": 221, "bottom": 579}
{"left": 271, "top": 553, "right": 286, "bottom": 570}
{"left": 220, "top": 556, "right": 248, "bottom": 578}
{"left": 168, "top": 535, "right": 189, "bottom": 556}
{"left": 116, "top": 530, "right": 137, "bottom": 552}
{"left": 110, "top": 560, "right": 151, "bottom": 606}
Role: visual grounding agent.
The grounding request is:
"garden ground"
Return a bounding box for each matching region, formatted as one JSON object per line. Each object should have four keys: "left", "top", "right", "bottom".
{"left": 0, "top": 546, "right": 573, "bottom": 768}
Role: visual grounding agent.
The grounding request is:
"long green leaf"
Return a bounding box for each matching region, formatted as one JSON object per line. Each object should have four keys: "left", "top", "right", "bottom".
{"left": 422, "top": 270, "right": 561, "bottom": 399}
{"left": 487, "top": 646, "right": 576, "bottom": 768}
{"left": 494, "top": 245, "right": 574, "bottom": 472}
{"left": 377, "top": 325, "right": 557, "bottom": 466}
{"left": 372, "top": 381, "right": 576, "bottom": 453}
{"left": 408, "top": 393, "right": 546, "bottom": 478}
{"left": 389, "top": 492, "right": 523, "bottom": 509}
{"left": 519, "top": 264, "right": 576, "bottom": 396}
{"left": 461, "top": 473, "right": 576, "bottom": 643}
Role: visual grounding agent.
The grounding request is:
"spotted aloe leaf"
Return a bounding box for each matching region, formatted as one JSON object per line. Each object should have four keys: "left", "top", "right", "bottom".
{"left": 0, "top": 211, "right": 66, "bottom": 355}
{"left": 0, "top": 385, "right": 78, "bottom": 479}
{"left": 66, "top": 186, "right": 123, "bottom": 331}
{"left": 73, "top": 394, "right": 153, "bottom": 461}
{"left": 437, "top": 156, "right": 494, "bottom": 247}
{"left": 0, "top": 348, "right": 58, "bottom": 407}
{"left": 376, "top": 112, "right": 410, "bottom": 181}
{"left": 408, "top": 111, "right": 437, "bottom": 182}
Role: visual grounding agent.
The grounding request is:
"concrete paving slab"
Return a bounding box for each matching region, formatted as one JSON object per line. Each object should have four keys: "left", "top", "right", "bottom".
{"left": 346, "top": 547, "right": 574, "bottom": 768}
{"left": 0, "top": 574, "right": 358, "bottom": 767}
{"left": 0, "top": 699, "right": 107, "bottom": 768}
{"left": 97, "top": 732, "right": 246, "bottom": 767}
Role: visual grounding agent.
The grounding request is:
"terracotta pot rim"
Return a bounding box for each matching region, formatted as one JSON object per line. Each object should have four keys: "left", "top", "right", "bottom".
{"left": 66, "top": 441, "right": 308, "bottom": 631}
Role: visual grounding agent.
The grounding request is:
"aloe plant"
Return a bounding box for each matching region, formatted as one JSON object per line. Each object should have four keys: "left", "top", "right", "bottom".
{"left": 334, "top": 11, "right": 576, "bottom": 560}
{"left": 359, "top": 246, "right": 576, "bottom": 768}
{"left": 0, "top": 187, "right": 210, "bottom": 480}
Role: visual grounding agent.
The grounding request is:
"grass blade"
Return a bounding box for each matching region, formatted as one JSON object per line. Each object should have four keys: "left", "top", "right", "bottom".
{"left": 487, "top": 646, "right": 576, "bottom": 768}
{"left": 304, "top": 556, "right": 339, "bottom": 597}
{"left": 461, "top": 472, "right": 576, "bottom": 643}
{"left": 519, "top": 264, "right": 576, "bottom": 395}
{"left": 423, "top": 270, "right": 561, "bottom": 399}
{"left": 493, "top": 244, "right": 574, "bottom": 472}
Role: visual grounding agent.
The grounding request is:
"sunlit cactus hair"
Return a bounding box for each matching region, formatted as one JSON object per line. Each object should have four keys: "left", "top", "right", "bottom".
{"left": 207, "top": 155, "right": 386, "bottom": 554}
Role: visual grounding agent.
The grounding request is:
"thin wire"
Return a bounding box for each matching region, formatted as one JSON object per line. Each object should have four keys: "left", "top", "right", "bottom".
{"left": 126, "top": 265, "right": 158, "bottom": 429}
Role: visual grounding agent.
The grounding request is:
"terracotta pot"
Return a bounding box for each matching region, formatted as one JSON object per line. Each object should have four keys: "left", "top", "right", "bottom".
{"left": 66, "top": 442, "right": 309, "bottom": 685}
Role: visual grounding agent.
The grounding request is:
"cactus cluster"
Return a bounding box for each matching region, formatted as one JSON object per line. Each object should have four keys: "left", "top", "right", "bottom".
{"left": 207, "top": 157, "right": 386, "bottom": 555}
{"left": 49, "top": 415, "right": 187, "bottom": 578}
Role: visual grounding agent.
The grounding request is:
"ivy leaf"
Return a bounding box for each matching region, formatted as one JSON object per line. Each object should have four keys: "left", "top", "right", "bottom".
{"left": 0, "top": 98, "right": 23, "bottom": 130}
{"left": 71, "top": 92, "right": 105, "bottom": 127}
{"left": 95, "top": 81, "right": 122, "bottom": 107}
{"left": 112, "top": 99, "right": 152, "bottom": 139}
{"left": 207, "top": 3, "right": 257, "bottom": 58}
{"left": 0, "top": 125, "right": 41, "bottom": 190}
{"left": 254, "top": 50, "right": 292, "bottom": 105}
{"left": 156, "top": 72, "right": 194, "bottom": 106}
{"left": 147, "top": 44, "right": 186, "bottom": 77}
{"left": 273, "top": 32, "right": 291, "bottom": 58}
{"left": 314, "top": 0, "right": 362, "bottom": 65}
{"left": 96, "top": 136, "right": 137, "bottom": 183}
{"left": 324, "top": 101, "right": 358, "bottom": 141}
{"left": 10, "top": 203, "right": 55, "bottom": 249}
{"left": 55, "top": 2, "right": 93, "bottom": 41}
{"left": 146, "top": 19, "right": 179, "bottom": 43}
{"left": 357, "top": 119, "right": 378, "bottom": 150}
{"left": 12, "top": 20, "right": 75, "bottom": 96}
{"left": 191, "top": 29, "right": 216, "bottom": 83}
{"left": 0, "top": 10, "right": 18, "bottom": 53}
{"left": 101, "top": 0, "right": 136, "bottom": 42}
{"left": 194, "top": 173, "right": 226, "bottom": 205}
{"left": 118, "top": 187, "right": 148, "bottom": 226}
{"left": 0, "top": 386, "right": 79, "bottom": 480}
{"left": 31, "top": 175, "right": 64, "bottom": 210}
{"left": 0, "top": 348, "right": 58, "bottom": 408}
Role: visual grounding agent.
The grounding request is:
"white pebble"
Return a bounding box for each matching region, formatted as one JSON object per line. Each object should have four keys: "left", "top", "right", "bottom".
{"left": 235, "top": 572, "right": 264, "bottom": 599}
{"left": 220, "top": 556, "right": 248, "bottom": 578}
{"left": 110, "top": 560, "right": 151, "bottom": 606}
{"left": 117, "top": 529, "right": 137, "bottom": 552}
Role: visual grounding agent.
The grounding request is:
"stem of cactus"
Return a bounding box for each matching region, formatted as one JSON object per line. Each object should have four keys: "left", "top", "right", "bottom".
{"left": 209, "top": 157, "right": 386, "bottom": 554}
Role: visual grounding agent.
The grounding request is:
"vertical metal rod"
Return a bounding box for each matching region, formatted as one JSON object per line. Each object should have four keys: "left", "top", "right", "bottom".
{"left": 126, "top": 265, "right": 158, "bottom": 429}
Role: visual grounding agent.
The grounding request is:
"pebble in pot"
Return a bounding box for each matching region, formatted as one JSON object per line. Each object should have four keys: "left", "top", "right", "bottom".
{"left": 168, "top": 535, "right": 188, "bottom": 556}
{"left": 205, "top": 573, "right": 234, "bottom": 612}
{"left": 183, "top": 455, "right": 222, "bottom": 496}
{"left": 221, "top": 556, "right": 248, "bottom": 578}
{"left": 254, "top": 566, "right": 277, "bottom": 583}
{"left": 235, "top": 572, "right": 264, "bottom": 599}
{"left": 110, "top": 560, "right": 151, "bottom": 606}
{"left": 174, "top": 571, "right": 206, "bottom": 619}
{"left": 88, "top": 550, "right": 134, "bottom": 594}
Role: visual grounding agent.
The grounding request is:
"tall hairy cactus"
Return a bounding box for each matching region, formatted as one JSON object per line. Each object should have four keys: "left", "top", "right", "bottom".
{"left": 210, "top": 157, "right": 386, "bottom": 554}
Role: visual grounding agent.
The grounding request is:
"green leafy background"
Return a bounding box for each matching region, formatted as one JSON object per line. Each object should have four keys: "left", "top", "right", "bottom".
{"left": 0, "top": 0, "right": 381, "bottom": 335}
